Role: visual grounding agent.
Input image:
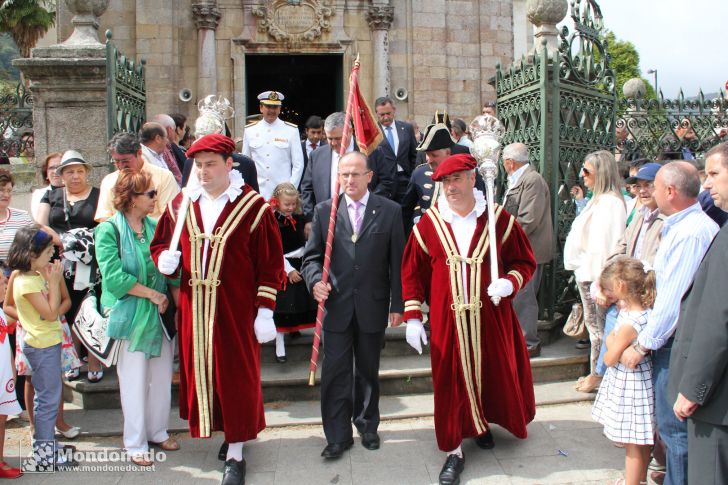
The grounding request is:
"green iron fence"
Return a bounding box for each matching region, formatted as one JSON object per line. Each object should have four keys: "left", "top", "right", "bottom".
{"left": 0, "top": 81, "right": 33, "bottom": 160}
{"left": 617, "top": 90, "right": 728, "bottom": 161}
{"left": 496, "top": 0, "right": 616, "bottom": 321}
{"left": 106, "top": 30, "right": 146, "bottom": 139}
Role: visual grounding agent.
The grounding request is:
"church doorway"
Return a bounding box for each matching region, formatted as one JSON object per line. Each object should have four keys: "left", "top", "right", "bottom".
{"left": 245, "top": 54, "right": 343, "bottom": 135}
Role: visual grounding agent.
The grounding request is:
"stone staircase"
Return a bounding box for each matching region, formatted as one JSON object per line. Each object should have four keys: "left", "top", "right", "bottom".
{"left": 64, "top": 325, "right": 589, "bottom": 411}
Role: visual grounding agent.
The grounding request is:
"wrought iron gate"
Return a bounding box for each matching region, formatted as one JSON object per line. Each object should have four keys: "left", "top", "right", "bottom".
{"left": 0, "top": 81, "right": 33, "bottom": 160}
{"left": 495, "top": 0, "right": 616, "bottom": 320}
{"left": 106, "top": 30, "right": 146, "bottom": 139}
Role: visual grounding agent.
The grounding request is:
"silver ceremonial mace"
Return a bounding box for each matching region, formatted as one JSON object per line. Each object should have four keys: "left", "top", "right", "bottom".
{"left": 469, "top": 115, "right": 505, "bottom": 305}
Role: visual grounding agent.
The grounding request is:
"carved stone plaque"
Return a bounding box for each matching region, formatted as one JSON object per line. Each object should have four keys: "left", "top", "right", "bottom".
{"left": 252, "top": 0, "right": 333, "bottom": 46}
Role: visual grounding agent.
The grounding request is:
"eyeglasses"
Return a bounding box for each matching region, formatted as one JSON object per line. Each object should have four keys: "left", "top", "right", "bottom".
{"left": 635, "top": 182, "right": 655, "bottom": 191}
{"left": 0, "top": 188, "right": 12, "bottom": 195}
{"left": 135, "top": 189, "right": 158, "bottom": 199}
{"left": 581, "top": 167, "right": 592, "bottom": 176}
{"left": 338, "top": 171, "right": 371, "bottom": 179}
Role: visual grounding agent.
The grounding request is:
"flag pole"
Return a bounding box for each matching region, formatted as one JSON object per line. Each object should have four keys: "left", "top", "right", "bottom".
{"left": 308, "top": 55, "right": 361, "bottom": 386}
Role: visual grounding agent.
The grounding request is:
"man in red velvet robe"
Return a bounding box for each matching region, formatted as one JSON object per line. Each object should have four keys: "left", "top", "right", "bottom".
{"left": 401, "top": 153, "right": 537, "bottom": 485}
{"left": 150, "top": 134, "right": 284, "bottom": 485}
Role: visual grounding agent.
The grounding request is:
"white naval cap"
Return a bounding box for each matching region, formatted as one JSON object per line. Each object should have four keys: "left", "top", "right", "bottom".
{"left": 257, "top": 90, "right": 284, "bottom": 106}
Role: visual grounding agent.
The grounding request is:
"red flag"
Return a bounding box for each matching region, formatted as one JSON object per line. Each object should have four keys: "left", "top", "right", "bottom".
{"left": 349, "top": 65, "right": 383, "bottom": 156}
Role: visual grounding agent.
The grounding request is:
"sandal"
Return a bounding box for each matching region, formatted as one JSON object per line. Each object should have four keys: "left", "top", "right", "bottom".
{"left": 0, "top": 461, "right": 22, "bottom": 479}
{"left": 131, "top": 455, "right": 154, "bottom": 467}
{"left": 149, "top": 437, "right": 180, "bottom": 451}
{"left": 576, "top": 375, "right": 602, "bottom": 393}
{"left": 87, "top": 370, "right": 104, "bottom": 383}
{"left": 65, "top": 368, "right": 81, "bottom": 381}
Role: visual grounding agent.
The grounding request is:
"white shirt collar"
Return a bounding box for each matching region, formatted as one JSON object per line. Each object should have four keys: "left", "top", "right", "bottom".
{"left": 187, "top": 170, "right": 245, "bottom": 202}
{"left": 438, "top": 188, "right": 486, "bottom": 223}
{"left": 508, "top": 163, "right": 529, "bottom": 187}
{"left": 344, "top": 191, "right": 370, "bottom": 208}
{"left": 141, "top": 143, "right": 162, "bottom": 158}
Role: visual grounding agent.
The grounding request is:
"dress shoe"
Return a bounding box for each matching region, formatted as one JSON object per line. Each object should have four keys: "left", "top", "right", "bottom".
{"left": 320, "top": 439, "right": 354, "bottom": 459}
{"left": 360, "top": 432, "right": 380, "bottom": 450}
{"left": 474, "top": 429, "right": 495, "bottom": 449}
{"left": 275, "top": 355, "right": 287, "bottom": 363}
{"left": 218, "top": 442, "right": 229, "bottom": 461}
{"left": 527, "top": 344, "right": 541, "bottom": 358}
{"left": 438, "top": 453, "right": 465, "bottom": 485}
{"left": 221, "top": 458, "right": 246, "bottom": 485}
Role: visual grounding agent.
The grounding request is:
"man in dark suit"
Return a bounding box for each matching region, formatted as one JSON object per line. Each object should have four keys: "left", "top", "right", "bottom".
{"left": 301, "top": 115, "right": 327, "bottom": 176}
{"left": 368, "top": 96, "right": 418, "bottom": 202}
{"left": 501, "top": 143, "right": 553, "bottom": 357}
{"left": 302, "top": 151, "right": 404, "bottom": 459}
{"left": 669, "top": 142, "right": 728, "bottom": 485}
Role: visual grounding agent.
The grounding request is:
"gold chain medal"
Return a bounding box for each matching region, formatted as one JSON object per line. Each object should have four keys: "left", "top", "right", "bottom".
{"left": 351, "top": 233, "right": 358, "bottom": 243}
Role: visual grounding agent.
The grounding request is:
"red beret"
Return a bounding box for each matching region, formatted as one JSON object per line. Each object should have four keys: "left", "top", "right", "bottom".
{"left": 432, "top": 153, "right": 478, "bottom": 181}
{"left": 186, "top": 133, "right": 236, "bottom": 158}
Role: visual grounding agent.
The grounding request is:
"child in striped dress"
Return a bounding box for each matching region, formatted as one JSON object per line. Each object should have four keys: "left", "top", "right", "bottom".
{"left": 591, "top": 256, "right": 656, "bottom": 485}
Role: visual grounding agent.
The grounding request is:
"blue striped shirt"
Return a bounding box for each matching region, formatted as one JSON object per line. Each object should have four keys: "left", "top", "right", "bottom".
{"left": 638, "top": 203, "right": 718, "bottom": 350}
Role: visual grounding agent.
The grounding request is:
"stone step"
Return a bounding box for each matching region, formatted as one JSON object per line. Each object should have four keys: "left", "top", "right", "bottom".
{"left": 64, "top": 336, "right": 588, "bottom": 410}
{"left": 57, "top": 380, "right": 596, "bottom": 438}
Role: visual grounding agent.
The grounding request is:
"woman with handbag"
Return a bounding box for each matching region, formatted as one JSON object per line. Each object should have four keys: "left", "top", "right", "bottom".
{"left": 564, "top": 150, "right": 626, "bottom": 393}
{"left": 95, "top": 170, "right": 180, "bottom": 466}
{"left": 36, "top": 150, "right": 103, "bottom": 383}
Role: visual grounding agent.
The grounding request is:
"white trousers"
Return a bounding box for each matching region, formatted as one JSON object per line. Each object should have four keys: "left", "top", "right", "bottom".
{"left": 116, "top": 337, "right": 173, "bottom": 456}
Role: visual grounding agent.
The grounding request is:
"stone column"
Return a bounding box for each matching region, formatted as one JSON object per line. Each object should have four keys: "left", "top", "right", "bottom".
{"left": 192, "top": 1, "right": 221, "bottom": 99}
{"left": 366, "top": 5, "right": 394, "bottom": 98}
{"left": 14, "top": 0, "right": 111, "bottom": 184}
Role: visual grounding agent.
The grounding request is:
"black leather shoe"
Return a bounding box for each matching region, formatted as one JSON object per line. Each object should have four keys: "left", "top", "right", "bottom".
{"left": 275, "top": 355, "right": 287, "bottom": 363}
{"left": 438, "top": 453, "right": 465, "bottom": 485}
{"left": 218, "top": 442, "right": 228, "bottom": 461}
{"left": 474, "top": 429, "right": 495, "bottom": 449}
{"left": 321, "top": 439, "right": 354, "bottom": 459}
{"left": 221, "top": 458, "right": 246, "bottom": 485}
{"left": 360, "top": 432, "right": 380, "bottom": 450}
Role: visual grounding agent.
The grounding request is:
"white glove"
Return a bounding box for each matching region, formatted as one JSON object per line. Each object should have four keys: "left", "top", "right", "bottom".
{"left": 487, "top": 278, "right": 514, "bottom": 298}
{"left": 405, "top": 319, "right": 428, "bottom": 355}
{"left": 254, "top": 308, "right": 277, "bottom": 343}
{"left": 157, "top": 250, "right": 181, "bottom": 275}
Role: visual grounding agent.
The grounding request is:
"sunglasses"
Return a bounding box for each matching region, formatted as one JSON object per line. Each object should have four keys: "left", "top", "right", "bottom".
{"left": 135, "top": 189, "right": 158, "bottom": 199}
{"left": 581, "top": 167, "right": 591, "bottom": 176}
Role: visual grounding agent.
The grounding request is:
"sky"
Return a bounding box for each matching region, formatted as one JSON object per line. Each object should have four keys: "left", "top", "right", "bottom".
{"left": 563, "top": 0, "right": 727, "bottom": 98}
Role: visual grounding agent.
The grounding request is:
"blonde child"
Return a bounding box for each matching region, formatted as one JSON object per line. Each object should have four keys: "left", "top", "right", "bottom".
{"left": 0, "top": 268, "right": 22, "bottom": 478}
{"left": 6, "top": 225, "right": 76, "bottom": 467}
{"left": 591, "top": 256, "right": 656, "bottom": 485}
{"left": 269, "top": 183, "right": 316, "bottom": 362}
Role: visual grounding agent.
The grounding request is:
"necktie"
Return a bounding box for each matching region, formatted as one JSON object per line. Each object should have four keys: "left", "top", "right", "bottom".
{"left": 352, "top": 201, "right": 364, "bottom": 234}
{"left": 385, "top": 126, "right": 395, "bottom": 151}
{"left": 310, "top": 142, "right": 317, "bottom": 151}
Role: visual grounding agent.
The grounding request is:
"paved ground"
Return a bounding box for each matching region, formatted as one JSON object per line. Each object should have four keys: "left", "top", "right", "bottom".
{"left": 3, "top": 402, "right": 626, "bottom": 485}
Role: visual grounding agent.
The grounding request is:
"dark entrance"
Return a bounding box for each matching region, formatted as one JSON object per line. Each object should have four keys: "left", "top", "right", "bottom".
{"left": 245, "top": 54, "right": 343, "bottom": 136}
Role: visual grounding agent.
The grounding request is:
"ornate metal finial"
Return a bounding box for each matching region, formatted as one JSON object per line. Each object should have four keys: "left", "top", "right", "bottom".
{"left": 469, "top": 115, "right": 506, "bottom": 179}
{"left": 194, "top": 94, "right": 234, "bottom": 136}
{"left": 61, "top": 0, "right": 110, "bottom": 46}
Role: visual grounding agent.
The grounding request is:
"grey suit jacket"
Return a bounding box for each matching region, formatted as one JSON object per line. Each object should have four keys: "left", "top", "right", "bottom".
{"left": 502, "top": 165, "right": 554, "bottom": 263}
{"left": 607, "top": 209, "right": 665, "bottom": 265}
{"left": 301, "top": 193, "right": 405, "bottom": 333}
{"left": 668, "top": 224, "right": 728, "bottom": 426}
{"left": 300, "top": 145, "right": 335, "bottom": 222}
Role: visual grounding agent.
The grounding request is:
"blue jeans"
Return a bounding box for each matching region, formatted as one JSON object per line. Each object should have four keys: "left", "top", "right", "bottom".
{"left": 595, "top": 305, "right": 618, "bottom": 375}
{"left": 653, "top": 344, "right": 688, "bottom": 485}
{"left": 23, "top": 343, "right": 62, "bottom": 444}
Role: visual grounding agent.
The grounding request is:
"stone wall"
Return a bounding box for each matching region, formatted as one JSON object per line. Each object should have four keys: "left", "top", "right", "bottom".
{"left": 47, "top": 0, "right": 522, "bottom": 136}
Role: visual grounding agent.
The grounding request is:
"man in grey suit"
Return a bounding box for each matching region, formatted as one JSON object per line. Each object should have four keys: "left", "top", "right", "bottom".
{"left": 368, "top": 96, "right": 418, "bottom": 203}
{"left": 302, "top": 151, "right": 405, "bottom": 459}
{"left": 501, "top": 143, "right": 553, "bottom": 357}
{"left": 669, "top": 142, "right": 728, "bottom": 485}
{"left": 300, "top": 112, "right": 354, "bottom": 235}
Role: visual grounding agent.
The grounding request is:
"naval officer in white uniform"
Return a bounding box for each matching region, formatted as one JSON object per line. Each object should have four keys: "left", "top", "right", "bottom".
{"left": 242, "top": 90, "right": 304, "bottom": 200}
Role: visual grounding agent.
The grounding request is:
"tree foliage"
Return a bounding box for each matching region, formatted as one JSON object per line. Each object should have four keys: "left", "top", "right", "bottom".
{"left": 0, "top": 0, "right": 55, "bottom": 57}
{"left": 604, "top": 31, "right": 656, "bottom": 100}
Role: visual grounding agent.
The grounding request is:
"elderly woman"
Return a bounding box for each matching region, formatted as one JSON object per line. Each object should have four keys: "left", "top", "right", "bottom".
{"left": 95, "top": 169, "right": 179, "bottom": 466}
{"left": 37, "top": 151, "right": 103, "bottom": 383}
{"left": 0, "top": 169, "right": 33, "bottom": 262}
{"left": 564, "top": 150, "right": 626, "bottom": 393}
{"left": 31, "top": 152, "right": 63, "bottom": 222}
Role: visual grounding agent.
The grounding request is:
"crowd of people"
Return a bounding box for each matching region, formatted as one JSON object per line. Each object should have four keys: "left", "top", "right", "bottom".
{"left": 0, "top": 89, "right": 724, "bottom": 485}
